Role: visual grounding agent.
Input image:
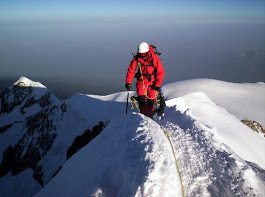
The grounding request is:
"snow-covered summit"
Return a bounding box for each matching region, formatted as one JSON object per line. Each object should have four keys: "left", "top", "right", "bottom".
{"left": 13, "top": 76, "right": 47, "bottom": 89}
{"left": 0, "top": 76, "right": 60, "bottom": 120}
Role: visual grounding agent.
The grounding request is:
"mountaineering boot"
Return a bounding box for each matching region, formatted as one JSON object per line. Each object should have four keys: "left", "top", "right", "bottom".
{"left": 154, "top": 94, "right": 166, "bottom": 117}
{"left": 154, "top": 108, "right": 163, "bottom": 117}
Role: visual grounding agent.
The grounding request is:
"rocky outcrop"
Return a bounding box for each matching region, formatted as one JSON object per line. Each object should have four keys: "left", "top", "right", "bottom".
{"left": 0, "top": 121, "right": 22, "bottom": 133}
{"left": 0, "top": 86, "right": 33, "bottom": 114}
{"left": 0, "top": 100, "right": 63, "bottom": 186}
{"left": 66, "top": 121, "right": 108, "bottom": 160}
{"left": 241, "top": 119, "right": 265, "bottom": 137}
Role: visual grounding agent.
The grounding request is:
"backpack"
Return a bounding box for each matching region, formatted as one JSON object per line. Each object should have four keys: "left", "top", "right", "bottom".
{"left": 150, "top": 45, "right": 161, "bottom": 56}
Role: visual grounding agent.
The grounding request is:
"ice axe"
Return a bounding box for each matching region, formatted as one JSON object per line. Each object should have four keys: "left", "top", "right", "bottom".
{"left": 126, "top": 91, "right": 129, "bottom": 114}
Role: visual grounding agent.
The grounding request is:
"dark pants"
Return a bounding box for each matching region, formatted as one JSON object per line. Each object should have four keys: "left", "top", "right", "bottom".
{"left": 138, "top": 95, "right": 154, "bottom": 118}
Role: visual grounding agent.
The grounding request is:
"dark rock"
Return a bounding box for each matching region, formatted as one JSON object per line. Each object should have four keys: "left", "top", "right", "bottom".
{"left": 0, "top": 123, "right": 13, "bottom": 134}
{"left": 0, "top": 104, "right": 60, "bottom": 186}
{"left": 0, "top": 86, "right": 33, "bottom": 114}
{"left": 60, "top": 102, "right": 67, "bottom": 113}
{"left": 53, "top": 166, "right": 62, "bottom": 178}
{"left": 241, "top": 119, "right": 265, "bottom": 137}
{"left": 66, "top": 121, "right": 107, "bottom": 160}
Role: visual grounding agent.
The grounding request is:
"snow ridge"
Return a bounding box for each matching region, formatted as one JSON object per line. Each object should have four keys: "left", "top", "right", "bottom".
{"left": 160, "top": 105, "right": 265, "bottom": 196}
{"left": 35, "top": 113, "right": 183, "bottom": 197}
{"left": 36, "top": 100, "right": 265, "bottom": 197}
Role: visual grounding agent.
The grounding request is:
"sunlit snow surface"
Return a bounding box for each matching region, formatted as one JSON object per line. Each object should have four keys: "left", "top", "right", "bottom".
{"left": 36, "top": 86, "right": 265, "bottom": 197}
{"left": 1, "top": 77, "right": 264, "bottom": 197}
{"left": 14, "top": 76, "right": 47, "bottom": 89}
{"left": 162, "top": 78, "right": 265, "bottom": 127}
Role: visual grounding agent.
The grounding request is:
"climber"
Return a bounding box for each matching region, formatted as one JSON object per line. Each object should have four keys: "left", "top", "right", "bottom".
{"left": 125, "top": 42, "right": 165, "bottom": 118}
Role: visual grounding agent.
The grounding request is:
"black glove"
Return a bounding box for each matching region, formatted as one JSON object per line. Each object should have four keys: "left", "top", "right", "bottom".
{"left": 125, "top": 83, "right": 132, "bottom": 91}
{"left": 153, "top": 86, "right": 160, "bottom": 91}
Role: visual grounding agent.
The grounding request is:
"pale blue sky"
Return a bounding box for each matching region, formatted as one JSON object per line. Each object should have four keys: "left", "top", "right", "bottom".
{"left": 0, "top": 0, "right": 264, "bottom": 23}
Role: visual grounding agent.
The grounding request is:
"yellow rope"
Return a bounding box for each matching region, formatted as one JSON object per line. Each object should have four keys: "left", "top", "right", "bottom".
{"left": 159, "top": 124, "right": 185, "bottom": 197}
{"left": 131, "top": 96, "right": 140, "bottom": 112}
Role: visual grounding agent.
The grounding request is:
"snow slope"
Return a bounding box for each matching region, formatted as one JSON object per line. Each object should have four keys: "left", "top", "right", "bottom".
{"left": 0, "top": 77, "right": 61, "bottom": 163}
{"left": 35, "top": 113, "right": 182, "bottom": 197}
{"left": 36, "top": 96, "right": 265, "bottom": 197}
{"left": 85, "top": 80, "right": 265, "bottom": 169}
{"left": 1, "top": 77, "right": 265, "bottom": 197}
{"left": 181, "top": 92, "right": 265, "bottom": 169}
{"left": 0, "top": 77, "right": 127, "bottom": 197}
{"left": 162, "top": 79, "right": 265, "bottom": 127}
{"left": 161, "top": 98, "right": 265, "bottom": 196}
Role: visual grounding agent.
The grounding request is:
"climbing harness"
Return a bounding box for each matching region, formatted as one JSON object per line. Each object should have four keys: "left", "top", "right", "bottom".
{"left": 159, "top": 124, "right": 185, "bottom": 197}
{"left": 136, "top": 62, "right": 158, "bottom": 101}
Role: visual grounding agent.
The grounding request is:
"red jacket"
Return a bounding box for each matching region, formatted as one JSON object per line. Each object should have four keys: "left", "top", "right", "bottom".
{"left": 126, "top": 45, "right": 165, "bottom": 87}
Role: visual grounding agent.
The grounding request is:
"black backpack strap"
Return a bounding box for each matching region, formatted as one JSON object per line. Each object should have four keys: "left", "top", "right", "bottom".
{"left": 150, "top": 45, "right": 161, "bottom": 55}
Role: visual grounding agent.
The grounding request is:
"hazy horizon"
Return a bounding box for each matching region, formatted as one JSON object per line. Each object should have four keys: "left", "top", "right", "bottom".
{"left": 1, "top": 1, "right": 264, "bottom": 99}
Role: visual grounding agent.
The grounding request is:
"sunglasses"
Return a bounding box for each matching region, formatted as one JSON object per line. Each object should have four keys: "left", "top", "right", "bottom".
{"left": 140, "top": 52, "right": 148, "bottom": 57}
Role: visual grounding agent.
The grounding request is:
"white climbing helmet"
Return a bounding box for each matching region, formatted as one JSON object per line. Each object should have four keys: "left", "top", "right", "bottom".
{"left": 138, "top": 42, "right": 149, "bottom": 53}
